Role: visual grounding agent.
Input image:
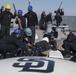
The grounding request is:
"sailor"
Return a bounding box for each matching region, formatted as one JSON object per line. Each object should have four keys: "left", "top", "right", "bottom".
{"left": 24, "top": 5, "right": 38, "bottom": 44}
{"left": 39, "top": 11, "right": 46, "bottom": 30}
{"left": 61, "top": 27, "right": 76, "bottom": 58}
{"left": 0, "top": 6, "right": 4, "bottom": 13}
{"left": 23, "top": 27, "right": 34, "bottom": 56}
{"left": 33, "top": 36, "right": 50, "bottom": 56}
{"left": 43, "top": 32, "right": 57, "bottom": 50}
{"left": 15, "top": 9, "right": 26, "bottom": 30}
{"left": 21, "top": 27, "right": 32, "bottom": 45}
{"left": 46, "top": 12, "right": 52, "bottom": 23}
{"left": 52, "top": 27, "right": 58, "bottom": 38}
{"left": 53, "top": 13, "right": 62, "bottom": 26}
{"left": 0, "top": 4, "right": 16, "bottom": 38}
{"left": 0, "top": 29, "right": 27, "bottom": 58}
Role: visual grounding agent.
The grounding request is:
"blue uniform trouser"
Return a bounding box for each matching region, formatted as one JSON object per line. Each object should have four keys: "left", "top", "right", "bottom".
{"left": 62, "top": 41, "right": 76, "bottom": 55}
{"left": 28, "top": 26, "right": 35, "bottom": 44}
{"left": 1, "top": 25, "right": 10, "bottom": 38}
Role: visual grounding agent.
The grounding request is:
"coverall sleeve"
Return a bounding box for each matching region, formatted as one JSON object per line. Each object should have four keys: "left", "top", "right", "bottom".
{"left": 14, "top": 39, "right": 26, "bottom": 51}
{"left": 34, "top": 13, "right": 38, "bottom": 25}
{"left": 10, "top": 12, "right": 16, "bottom": 19}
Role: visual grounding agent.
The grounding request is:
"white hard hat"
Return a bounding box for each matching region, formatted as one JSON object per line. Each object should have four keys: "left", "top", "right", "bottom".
{"left": 42, "top": 37, "right": 49, "bottom": 43}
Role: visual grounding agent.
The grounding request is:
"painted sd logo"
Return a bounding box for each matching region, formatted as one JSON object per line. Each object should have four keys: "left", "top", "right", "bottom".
{"left": 12, "top": 58, "right": 54, "bottom": 73}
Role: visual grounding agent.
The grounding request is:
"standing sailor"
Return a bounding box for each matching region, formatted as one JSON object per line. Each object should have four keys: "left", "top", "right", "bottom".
{"left": 0, "top": 4, "right": 16, "bottom": 38}
{"left": 24, "top": 5, "right": 38, "bottom": 44}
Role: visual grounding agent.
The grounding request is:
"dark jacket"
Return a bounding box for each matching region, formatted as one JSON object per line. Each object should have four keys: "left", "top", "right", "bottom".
{"left": 0, "top": 34, "right": 26, "bottom": 51}
{"left": 24, "top": 11, "right": 38, "bottom": 26}
{"left": 46, "top": 14, "right": 52, "bottom": 23}
{"left": 41, "top": 12, "right": 46, "bottom": 20}
{"left": 64, "top": 32, "right": 76, "bottom": 44}
{"left": 15, "top": 15, "right": 26, "bottom": 28}
{"left": 54, "top": 14, "right": 62, "bottom": 23}
{"left": 0, "top": 10, "right": 15, "bottom": 26}
{"left": 35, "top": 40, "right": 50, "bottom": 52}
{"left": 19, "top": 30, "right": 31, "bottom": 44}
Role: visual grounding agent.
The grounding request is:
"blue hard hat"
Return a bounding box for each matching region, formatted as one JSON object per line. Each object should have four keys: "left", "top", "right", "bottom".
{"left": 18, "top": 9, "right": 22, "bottom": 15}
{"left": 28, "top": 5, "right": 33, "bottom": 11}
{"left": 14, "top": 29, "right": 21, "bottom": 34}
{"left": 63, "top": 27, "right": 70, "bottom": 31}
{"left": 24, "top": 27, "right": 32, "bottom": 36}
